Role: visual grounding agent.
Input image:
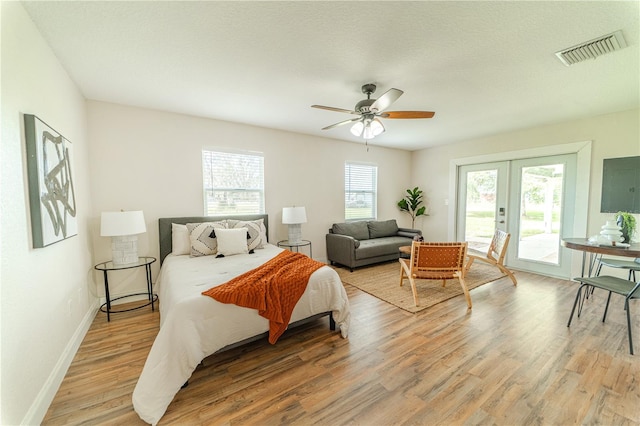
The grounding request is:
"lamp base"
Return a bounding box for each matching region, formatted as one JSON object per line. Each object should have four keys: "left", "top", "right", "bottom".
{"left": 287, "top": 224, "right": 302, "bottom": 244}
{"left": 111, "top": 235, "right": 139, "bottom": 265}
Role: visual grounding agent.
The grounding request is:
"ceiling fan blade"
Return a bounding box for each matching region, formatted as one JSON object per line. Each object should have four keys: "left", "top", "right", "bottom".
{"left": 379, "top": 111, "right": 435, "bottom": 119}
{"left": 370, "top": 88, "right": 403, "bottom": 113}
{"left": 322, "top": 117, "right": 361, "bottom": 130}
{"left": 311, "top": 105, "right": 359, "bottom": 115}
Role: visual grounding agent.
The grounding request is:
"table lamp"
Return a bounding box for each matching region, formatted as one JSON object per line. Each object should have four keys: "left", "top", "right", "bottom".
{"left": 100, "top": 210, "right": 146, "bottom": 265}
{"left": 282, "top": 206, "right": 307, "bottom": 244}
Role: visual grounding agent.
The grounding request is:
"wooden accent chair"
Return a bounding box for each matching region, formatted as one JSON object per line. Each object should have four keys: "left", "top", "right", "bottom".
{"left": 464, "top": 229, "right": 517, "bottom": 286}
{"left": 399, "top": 241, "right": 471, "bottom": 309}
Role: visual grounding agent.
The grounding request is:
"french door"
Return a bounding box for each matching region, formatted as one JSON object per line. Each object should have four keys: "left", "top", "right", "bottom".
{"left": 457, "top": 154, "right": 577, "bottom": 278}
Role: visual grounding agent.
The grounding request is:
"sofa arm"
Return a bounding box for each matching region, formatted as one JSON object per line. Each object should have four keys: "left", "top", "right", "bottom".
{"left": 397, "top": 227, "right": 422, "bottom": 238}
{"left": 326, "top": 233, "right": 359, "bottom": 266}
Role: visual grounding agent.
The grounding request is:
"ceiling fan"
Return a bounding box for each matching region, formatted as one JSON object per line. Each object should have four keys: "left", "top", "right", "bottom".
{"left": 311, "top": 83, "right": 435, "bottom": 139}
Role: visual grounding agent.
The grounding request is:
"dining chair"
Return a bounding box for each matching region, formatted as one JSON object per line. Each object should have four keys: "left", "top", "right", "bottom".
{"left": 399, "top": 241, "right": 471, "bottom": 308}
{"left": 464, "top": 228, "right": 517, "bottom": 286}
{"left": 567, "top": 275, "right": 640, "bottom": 355}
{"left": 596, "top": 257, "right": 640, "bottom": 281}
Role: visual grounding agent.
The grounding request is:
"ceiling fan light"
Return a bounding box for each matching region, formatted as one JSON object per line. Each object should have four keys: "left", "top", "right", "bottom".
{"left": 313, "top": 84, "right": 435, "bottom": 139}
{"left": 363, "top": 123, "right": 375, "bottom": 139}
{"left": 350, "top": 121, "right": 364, "bottom": 136}
{"left": 371, "top": 118, "right": 385, "bottom": 136}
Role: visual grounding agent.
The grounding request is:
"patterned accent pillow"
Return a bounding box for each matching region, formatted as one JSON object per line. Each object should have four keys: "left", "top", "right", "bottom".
{"left": 226, "top": 219, "right": 267, "bottom": 250}
{"left": 186, "top": 221, "right": 227, "bottom": 257}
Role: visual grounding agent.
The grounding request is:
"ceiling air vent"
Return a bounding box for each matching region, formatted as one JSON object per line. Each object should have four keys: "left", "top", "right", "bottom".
{"left": 555, "top": 30, "right": 627, "bottom": 66}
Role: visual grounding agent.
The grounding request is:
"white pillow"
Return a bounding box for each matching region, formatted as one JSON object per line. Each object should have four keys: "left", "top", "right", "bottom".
{"left": 226, "top": 218, "right": 267, "bottom": 250}
{"left": 216, "top": 228, "right": 249, "bottom": 256}
{"left": 171, "top": 223, "right": 190, "bottom": 255}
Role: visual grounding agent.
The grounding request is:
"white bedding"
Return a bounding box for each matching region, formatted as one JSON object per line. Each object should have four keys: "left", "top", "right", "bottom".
{"left": 132, "top": 244, "right": 350, "bottom": 424}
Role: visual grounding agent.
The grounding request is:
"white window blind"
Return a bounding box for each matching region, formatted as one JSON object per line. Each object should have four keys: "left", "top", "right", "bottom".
{"left": 344, "top": 162, "right": 377, "bottom": 221}
{"left": 202, "top": 149, "right": 264, "bottom": 215}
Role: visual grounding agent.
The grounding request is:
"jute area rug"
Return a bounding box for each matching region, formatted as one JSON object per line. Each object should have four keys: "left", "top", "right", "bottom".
{"left": 333, "top": 260, "right": 507, "bottom": 313}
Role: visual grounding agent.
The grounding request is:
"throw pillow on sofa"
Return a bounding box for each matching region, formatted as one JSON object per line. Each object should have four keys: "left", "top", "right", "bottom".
{"left": 367, "top": 219, "right": 399, "bottom": 238}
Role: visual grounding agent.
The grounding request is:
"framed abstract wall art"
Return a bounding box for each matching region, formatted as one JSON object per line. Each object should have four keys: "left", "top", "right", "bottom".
{"left": 24, "top": 114, "right": 78, "bottom": 248}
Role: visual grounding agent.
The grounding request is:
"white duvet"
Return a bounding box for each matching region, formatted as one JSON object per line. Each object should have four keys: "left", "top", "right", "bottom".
{"left": 132, "top": 244, "right": 350, "bottom": 424}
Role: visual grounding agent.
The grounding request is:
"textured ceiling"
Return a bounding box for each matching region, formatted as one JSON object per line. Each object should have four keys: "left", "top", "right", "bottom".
{"left": 22, "top": 1, "right": 640, "bottom": 151}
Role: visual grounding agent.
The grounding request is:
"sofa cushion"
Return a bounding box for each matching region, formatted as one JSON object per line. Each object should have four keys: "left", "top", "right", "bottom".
{"left": 368, "top": 219, "right": 399, "bottom": 238}
{"left": 332, "top": 221, "right": 369, "bottom": 240}
{"left": 354, "top": 236, "right": 413, "bottom": 260}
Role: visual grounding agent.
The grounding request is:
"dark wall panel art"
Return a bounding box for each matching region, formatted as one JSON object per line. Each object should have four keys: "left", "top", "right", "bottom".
{"left": 24, "top": 114, "right": 77, "bottom": 248}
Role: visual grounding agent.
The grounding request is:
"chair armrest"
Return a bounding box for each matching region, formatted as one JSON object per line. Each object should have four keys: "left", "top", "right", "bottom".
{"left": 397, "top": 228, "right": 422, "bottom": 238}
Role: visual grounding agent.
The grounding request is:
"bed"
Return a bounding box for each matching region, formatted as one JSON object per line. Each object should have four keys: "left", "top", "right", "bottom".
{"left": 132, "top": 215, "right": 351, "bottom": 425}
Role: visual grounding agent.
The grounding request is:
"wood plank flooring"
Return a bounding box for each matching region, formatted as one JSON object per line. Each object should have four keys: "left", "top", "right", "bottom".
{"left": 43, "top": 270, "right": 640, "bottom": 425}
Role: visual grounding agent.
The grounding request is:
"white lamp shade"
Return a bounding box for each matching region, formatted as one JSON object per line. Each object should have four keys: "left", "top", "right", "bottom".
{"left": 282, "top": 207, "right": 307, "bottom": 224}
{"left": 350, "top": 121, "right": 364, "bottom": 137}
{"left": 362, "top": 124, "right": 374, "bottom": 139}
{"left": 370, "top": 118, "right": 385, "bottom": 136}
{"left": 100, "top": 211, "right": 146, "bottom": 236}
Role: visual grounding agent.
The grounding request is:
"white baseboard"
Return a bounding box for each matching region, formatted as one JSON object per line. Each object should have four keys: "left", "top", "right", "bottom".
{"left": 21, "top": 300, "right": 99, "bottom": 425}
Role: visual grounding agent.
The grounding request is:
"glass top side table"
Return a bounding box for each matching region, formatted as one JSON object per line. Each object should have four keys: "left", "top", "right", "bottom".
{"left": 94, "top": 256, "right": 157, "bottom": 321}
{"left": 277, "top": 240, "right": 312, "bottom": 258}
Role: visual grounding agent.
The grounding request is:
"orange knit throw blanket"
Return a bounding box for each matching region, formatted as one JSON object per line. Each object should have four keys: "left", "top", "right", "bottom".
{"left": 202, "top": 250, "right": 325, "bottom": 344}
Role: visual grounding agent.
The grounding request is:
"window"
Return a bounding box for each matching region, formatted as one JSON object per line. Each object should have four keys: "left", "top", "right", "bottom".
{"left": 202, "top": 149, "right": 264, "bottom": 215}
{"left": 344, "top": 162, "right": 377, "bottom": 221}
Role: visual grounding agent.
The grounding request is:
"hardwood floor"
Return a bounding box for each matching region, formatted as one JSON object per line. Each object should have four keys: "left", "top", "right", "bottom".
{"left": 43, "top": 270, "right": 640, "bottom": 425}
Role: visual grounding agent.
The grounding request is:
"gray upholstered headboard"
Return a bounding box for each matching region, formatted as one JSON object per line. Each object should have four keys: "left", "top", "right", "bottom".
{"left": 158, "top": 214, "right": 269, "bottom": 264}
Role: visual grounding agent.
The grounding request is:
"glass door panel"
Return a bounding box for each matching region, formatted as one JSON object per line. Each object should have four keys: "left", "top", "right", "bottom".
{"left": 457, "top": 162, "right": 508, "bottom": 252}
{"left": 517, "top": 163, "right": 564, "bottom": 264}
{"left": 508, "top": 155, "right": 576, "bottom": 277}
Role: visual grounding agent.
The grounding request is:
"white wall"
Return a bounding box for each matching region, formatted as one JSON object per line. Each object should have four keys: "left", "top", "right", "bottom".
{"left": 412, "top": 108, "right": 640, "bottom": 276}
{"left": 0, "top": 2, "right": 97, "bottom": 424}
{"left": 87, "top": 101, "right": 413, "bottom": 297}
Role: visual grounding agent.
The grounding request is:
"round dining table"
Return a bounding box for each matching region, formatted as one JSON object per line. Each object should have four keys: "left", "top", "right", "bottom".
{"left": 561, "top": 238, "right": 640, "bottom": 277}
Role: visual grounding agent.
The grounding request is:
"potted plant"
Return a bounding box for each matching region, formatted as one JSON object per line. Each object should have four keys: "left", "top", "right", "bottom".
{"left": 616, "top": 211, "right": 637, "bottom": 243}
{"left": 397, "top": 187, "right": 428, "bottom": 229}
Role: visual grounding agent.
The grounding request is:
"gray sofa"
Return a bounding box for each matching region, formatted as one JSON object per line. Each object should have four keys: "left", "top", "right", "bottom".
{"left": 326, "top": 219, "right": 422, "bottom": 271}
